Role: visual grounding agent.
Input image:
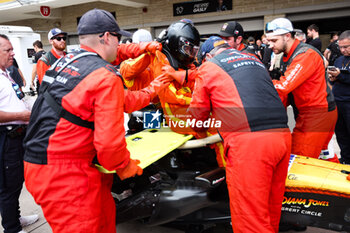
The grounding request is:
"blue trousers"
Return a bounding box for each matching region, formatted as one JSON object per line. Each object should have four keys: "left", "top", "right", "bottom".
{"left": 335, "top": 101, "right": 350, "bottom": 164}
{"left": 0, "top": 131, "right": 24, "bottom": 233}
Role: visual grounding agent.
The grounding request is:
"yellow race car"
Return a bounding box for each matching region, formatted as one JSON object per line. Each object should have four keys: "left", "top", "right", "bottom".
{"left": 97, "top": 125, "right": 350, "bottom": 233}
{"left": 281, "top": 154, "right": 350, "bottom": 232}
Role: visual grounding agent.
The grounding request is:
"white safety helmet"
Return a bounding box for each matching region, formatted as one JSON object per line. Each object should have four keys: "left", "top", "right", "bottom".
{"left": 132, "top": 29, "right": 152, "bottom": 43}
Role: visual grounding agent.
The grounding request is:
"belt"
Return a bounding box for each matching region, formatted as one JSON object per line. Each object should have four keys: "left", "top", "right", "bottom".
{"left": 0, "top": 124, "right": 27, "bottom": 138}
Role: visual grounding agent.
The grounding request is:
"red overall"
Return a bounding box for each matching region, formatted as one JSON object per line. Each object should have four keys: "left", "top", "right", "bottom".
{"left": 24, "top": 45, "right": 149, "bottom": 233}
{"left": 189, "top": 49, "right": 291, "bottom": 232}
{"left": 36, "top": 48, "right": 65, "bottom": 84}
{"left": 273, "top": 40, "right": 337, "bottom": 160}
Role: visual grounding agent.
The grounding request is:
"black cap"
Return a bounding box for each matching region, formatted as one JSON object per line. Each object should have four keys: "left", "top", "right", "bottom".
{"left": 77, "top": 9, "right": 131, "bottom": 37}
{"left": 218, "top": 21, "right": 244, "bottom": 37}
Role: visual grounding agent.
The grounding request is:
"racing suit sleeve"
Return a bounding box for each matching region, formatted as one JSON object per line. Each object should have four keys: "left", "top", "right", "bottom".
{"left": 120, "top": 53, "right": 151, "bottom": 81}
{"left": 120, "top": 53, "right": 152, "bottom": 90}
{"left": 273, "top": 50, "right": 324, "bottom": 95}
{"left": 36, "top": 59, "right": 50, "bottom": 84}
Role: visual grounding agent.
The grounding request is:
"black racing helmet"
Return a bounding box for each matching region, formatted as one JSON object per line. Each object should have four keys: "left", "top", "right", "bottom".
{"left": 160, "top": 20, "right": 200, "bottom": 69}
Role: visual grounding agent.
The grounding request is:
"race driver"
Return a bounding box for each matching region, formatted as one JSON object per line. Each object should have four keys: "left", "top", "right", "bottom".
{"left": 157, "top": 21, "right": 226, "bottom": 167}
{"left": 188, "top": 36, "right": 291, "bottom": 233}
{"left": 266, "top": 18, "right": 338, "bottom": 162}
{"left": 23, "top": 9, "right": 170, "bottom": 233}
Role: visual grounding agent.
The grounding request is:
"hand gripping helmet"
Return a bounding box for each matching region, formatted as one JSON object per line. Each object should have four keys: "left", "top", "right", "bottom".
{"left": 160, "top": 20, "right": 200, "bottom": 69}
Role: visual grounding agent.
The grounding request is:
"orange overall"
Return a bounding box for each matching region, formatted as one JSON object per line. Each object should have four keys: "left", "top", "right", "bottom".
{"left": 121, "top": 50, "right": 226, "bottom": 166}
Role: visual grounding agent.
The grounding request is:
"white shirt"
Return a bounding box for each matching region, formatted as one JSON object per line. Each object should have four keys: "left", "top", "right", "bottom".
{"left": 0, "top": 68, "right": 28, "bottom": 125}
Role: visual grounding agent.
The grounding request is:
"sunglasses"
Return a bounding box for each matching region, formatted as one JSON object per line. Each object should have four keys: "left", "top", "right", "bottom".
{"left": 54, "top": 36, "right": 67, "bottom": 41}
{"left": 99, "top": 31, "right": 121, "bottom": 41}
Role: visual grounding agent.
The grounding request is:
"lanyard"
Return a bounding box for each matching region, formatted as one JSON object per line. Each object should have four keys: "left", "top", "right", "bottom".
{"left": 2, "top": 70, "right": 24, "bottom": 100}
{"left": 2, "top": 70, "right": 15, "bottom": 84}
{"left": 342, "top": 58, "right": 350, "bottom": 70}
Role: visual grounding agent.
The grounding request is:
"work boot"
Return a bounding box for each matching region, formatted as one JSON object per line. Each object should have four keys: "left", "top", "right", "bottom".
{"left": 19, "top": 214, "right": 39, "bottom": 227}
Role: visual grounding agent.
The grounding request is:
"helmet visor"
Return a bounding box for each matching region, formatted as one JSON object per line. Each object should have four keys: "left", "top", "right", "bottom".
{"left": 179, "top": 37, "right": 199, "bottom": 59}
